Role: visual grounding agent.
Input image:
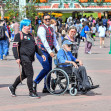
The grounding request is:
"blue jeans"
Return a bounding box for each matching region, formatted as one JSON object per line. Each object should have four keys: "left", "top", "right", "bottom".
{"left": 0, "top": 40, "right": 8, "bottom": 59}
{"left": 34, "top": 51, "right": 52, "bottom": 89}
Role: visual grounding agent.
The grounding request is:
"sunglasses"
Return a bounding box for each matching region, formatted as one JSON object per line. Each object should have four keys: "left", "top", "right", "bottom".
{"left": 44, "top": 18, "right": 51, "bottom": 21}
{"left": 67, "top": 45, "right": 72, "bottom": 47}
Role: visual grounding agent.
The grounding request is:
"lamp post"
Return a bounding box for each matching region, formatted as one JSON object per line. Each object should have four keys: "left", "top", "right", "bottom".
{"left": 19, "top": 0, "right": 26, "bottom": 19}
{"left": 0, "top": 1, "right": 5, "bottom": 20}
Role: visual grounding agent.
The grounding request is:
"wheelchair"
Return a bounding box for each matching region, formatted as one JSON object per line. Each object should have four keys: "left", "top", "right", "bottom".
{"left": 46, "top": 58, "right": 93, "bottom": 96}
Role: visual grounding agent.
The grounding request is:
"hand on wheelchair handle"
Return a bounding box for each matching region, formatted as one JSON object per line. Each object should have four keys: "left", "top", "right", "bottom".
{"left": 50, "top": 52, "right": 55, "bottom": 58}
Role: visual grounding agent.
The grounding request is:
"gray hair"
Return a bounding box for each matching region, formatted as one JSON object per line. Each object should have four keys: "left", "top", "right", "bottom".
{"left": 67, "top": 26, "right": 77, "bottom": 33}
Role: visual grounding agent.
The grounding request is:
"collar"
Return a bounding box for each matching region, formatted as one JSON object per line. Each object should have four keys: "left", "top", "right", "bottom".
{"left": 44, "top": 24, "right": 50, "bottom": 28}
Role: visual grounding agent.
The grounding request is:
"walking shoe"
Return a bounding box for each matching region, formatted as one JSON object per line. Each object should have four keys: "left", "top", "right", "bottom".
{"left": 8, "top": 86, "right": 16, "bottom": 97}
{"left": 42, "top": 88, "right": 50, "bottom": 93}
{"left": 88, "top": 51, "right": 91, "bottom": 54}
{"left": 29, "top": 92, "right": 40, "bottom": 98}
{"left": 33, "top": 81, "right": 37, "bottom": 93}
{"left": 90, "top": 85, "right": 99, "bottom": 90}
{"left": 3, "top": 55, "right": 7, "bottom": 60}
{"left": 51, "top": 79, "right": 56, "bottom": 90}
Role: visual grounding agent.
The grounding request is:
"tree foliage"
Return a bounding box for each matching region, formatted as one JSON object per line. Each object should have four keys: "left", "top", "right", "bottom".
{"left": 26, "top": 3, "right": 38, "bottom": 30}
{"left": 5, "top": 0, "right": 19, "bottom": 22}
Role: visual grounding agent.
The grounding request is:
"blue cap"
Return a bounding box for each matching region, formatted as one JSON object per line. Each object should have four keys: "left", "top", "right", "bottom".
{"left": 62, "top": 40, "right": 73, "bottom": 45}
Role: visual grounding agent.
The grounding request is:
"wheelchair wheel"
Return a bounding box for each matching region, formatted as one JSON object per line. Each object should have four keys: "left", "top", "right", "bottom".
{"left": 69, "top": 87, "right": 77, "bottom": 96}
{"left": 46, "top": 68, "right": 69, "bottom": 95}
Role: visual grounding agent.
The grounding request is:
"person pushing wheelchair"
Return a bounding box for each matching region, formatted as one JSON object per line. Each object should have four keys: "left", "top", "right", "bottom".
{"left": 57, "top": 40, "right": 99, "bottom": 92}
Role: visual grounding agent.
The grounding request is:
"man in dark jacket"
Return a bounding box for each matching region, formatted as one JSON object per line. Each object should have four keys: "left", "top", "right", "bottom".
{"left": 8, "top": 19, "right": 46, "bottom": 98}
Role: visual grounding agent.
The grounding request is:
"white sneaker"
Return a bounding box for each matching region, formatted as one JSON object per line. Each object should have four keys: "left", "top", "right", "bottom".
{"left": 3, "top": 55, "right": 7, "bottom": 60}
{"left": 100, "top": 46, "right": 102, "bottom": 48}
{"left": 88, "top": 51, "right": 91, "bottom": 54}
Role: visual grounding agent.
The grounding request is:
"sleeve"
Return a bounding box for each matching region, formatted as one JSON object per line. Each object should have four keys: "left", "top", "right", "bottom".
{"left": 98, "top": 27, "right": 100, "bottom": 33}
{"left": 37, "top": 27, "right": 52, "bottom": 54}
{"left": 57, "top": 50, "right": 66, "bottom": 63}
{"left": 35, "top": 44, "right": 43, "bottom": 56}
{"left": 53, "top": 31, "right": 60, "bottom": 51}
{"left": 68, "top": 52, "right": 76, "bottom": 62}
{"left": 104, "top": 27, "right": 106, "bottom": 31}
{"left": 12, "top": 33, "right": 21, "bottom": 60}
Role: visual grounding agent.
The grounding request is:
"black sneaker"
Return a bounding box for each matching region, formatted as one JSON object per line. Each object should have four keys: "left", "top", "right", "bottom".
{"left": 33, "top": 81, "right": 37, "bottom": 93}
{"left": 29, "top": 92, "right": 40, "bottom": 98}
{"left": 90, "top": 85, "right": 99, "bottom": 90}
{"left": 42, "top": 88, "right": 50, "bottom": 93}
{"left": 8, "top": 86, "right": 16, "bottom": 97}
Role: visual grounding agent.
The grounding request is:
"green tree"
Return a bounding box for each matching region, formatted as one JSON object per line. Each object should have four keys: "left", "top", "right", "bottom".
{"left": 5, "top": 0, "right": 19, "bottom": 22}
{"left": 26, "top": 3, "right": 38, "bottom": 30}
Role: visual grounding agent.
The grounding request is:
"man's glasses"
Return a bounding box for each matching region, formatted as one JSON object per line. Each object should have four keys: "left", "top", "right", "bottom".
{"left": 44, "top": 18, "right": 51, "bottom": 21}
{"left": 67, "top": 45, "right": 72, "bottom": 47}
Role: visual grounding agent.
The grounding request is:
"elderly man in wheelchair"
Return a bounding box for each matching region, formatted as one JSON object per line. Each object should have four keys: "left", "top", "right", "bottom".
{"left": 46, "top": 40, "right": 99, "bottom": 96}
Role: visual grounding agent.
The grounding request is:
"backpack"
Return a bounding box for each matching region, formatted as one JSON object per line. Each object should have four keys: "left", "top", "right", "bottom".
{"left": 0, "top": 27, "right": 5, "bottom": 40}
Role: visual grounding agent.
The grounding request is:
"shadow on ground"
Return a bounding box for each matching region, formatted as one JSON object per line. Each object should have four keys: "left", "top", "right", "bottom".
{"left": 0, "top": 84, "right": 12, "bottom": 88}
{"left": 0, "top": 83, "right": 26, "bottom": 88}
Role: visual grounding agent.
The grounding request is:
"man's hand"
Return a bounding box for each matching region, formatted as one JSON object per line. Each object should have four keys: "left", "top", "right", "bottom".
{"left": 72, "top": 62, "right": 78, "bottom": 68}
{"left": 50, "top": 52, "right": 55, "bottom": 58}
{"left": 42, "top": 55, "right": 46, "bottom": 61}
{"left": 16, "top": 59, "right": 20, "bottom": 64}
{"left": 79, "top": 60, "right": 83, "bottom": 66}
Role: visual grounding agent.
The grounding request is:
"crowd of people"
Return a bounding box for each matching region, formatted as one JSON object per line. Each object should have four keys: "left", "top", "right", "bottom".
{"left": 1, "top": 13, "right": 111, "bottom": 98}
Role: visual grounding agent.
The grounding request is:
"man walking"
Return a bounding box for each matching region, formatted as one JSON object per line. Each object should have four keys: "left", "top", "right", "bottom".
{"left": 8, "top": 19, "right": 46, "bottom": 98}
{"left": 33, "top": 13, "right": 60, "bottom": 93}
{"left": 0, "top": 20, "right": 10, "bottom": 60}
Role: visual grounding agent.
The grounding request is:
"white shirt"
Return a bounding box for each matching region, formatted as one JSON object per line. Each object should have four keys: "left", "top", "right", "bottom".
{"left": 37, "top": 24, "right": 60, "bottom": 54}
{"left": 98, "top": 26, "right": 106, "bottom": 37}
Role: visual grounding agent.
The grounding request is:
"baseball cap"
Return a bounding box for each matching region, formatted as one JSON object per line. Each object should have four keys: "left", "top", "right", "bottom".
{"left": 62, "top": 40, "right": 73, "bottom": 45}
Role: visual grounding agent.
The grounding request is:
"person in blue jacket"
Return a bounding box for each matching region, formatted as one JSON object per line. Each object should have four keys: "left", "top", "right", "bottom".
{"left": 57, "top": 40, "right": 99, "bottom": 91}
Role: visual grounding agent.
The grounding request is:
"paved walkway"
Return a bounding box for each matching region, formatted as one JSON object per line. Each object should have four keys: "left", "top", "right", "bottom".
{"left": 0, "top": 36, "right": 111, "bottom": 111}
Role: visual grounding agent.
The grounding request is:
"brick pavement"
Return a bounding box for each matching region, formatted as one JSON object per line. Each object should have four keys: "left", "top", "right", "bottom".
{"left": 0, "top": 36, "right": 111, "bottom": 111}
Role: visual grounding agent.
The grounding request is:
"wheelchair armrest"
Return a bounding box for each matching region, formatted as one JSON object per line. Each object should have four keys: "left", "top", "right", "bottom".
{"left": 75, "top": 61, "right": 79, "bottom": 65}
{"left": 57, "top": 63, "right": 73, "bottom": 67}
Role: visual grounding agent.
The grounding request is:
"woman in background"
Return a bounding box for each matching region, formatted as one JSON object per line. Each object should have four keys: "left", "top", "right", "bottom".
{"left": 98, "top": 22, "right": 106, "bottom": 48}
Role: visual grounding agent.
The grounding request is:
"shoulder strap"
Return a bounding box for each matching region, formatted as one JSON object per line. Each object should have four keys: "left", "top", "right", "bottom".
{"left": 19, "top": 31, "right": 23, "bottom": 40}
{"left": 29, "top": 32, "right": 34, "bottom": 39}
{"left": 63, "top": 49, "right": 68, "bottom": 60}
